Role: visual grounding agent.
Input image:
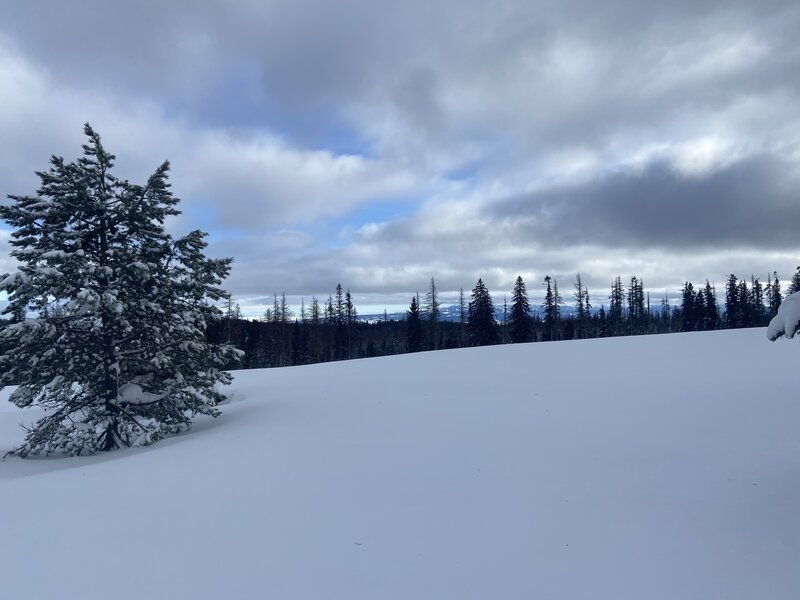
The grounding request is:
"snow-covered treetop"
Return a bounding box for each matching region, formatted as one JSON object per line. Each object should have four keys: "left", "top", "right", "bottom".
{"left": 767, "top": 291, "right": 800, "bottom": 341}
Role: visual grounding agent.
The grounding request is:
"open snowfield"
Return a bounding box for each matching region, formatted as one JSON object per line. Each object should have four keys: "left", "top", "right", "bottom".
{"left": 1, "top": 328, "right": 799, "bottom": 599}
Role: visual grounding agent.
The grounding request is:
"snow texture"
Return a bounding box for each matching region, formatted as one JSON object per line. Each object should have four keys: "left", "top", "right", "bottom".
{"left": 1, "top": 328, "right": 799, "bottom": 599}
{"left": 767, "top": 291, "right": 800, "bottom": 340}
{"left": 116, "top": 383, "right": 166, "bottom": 405}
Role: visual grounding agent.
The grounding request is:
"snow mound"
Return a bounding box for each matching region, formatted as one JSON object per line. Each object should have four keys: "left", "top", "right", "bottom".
{"left": 116, "top": 383, "right": 165, "bottom": 405}
{"left": 767, "top": 291, "right": 800, "bottom": 340}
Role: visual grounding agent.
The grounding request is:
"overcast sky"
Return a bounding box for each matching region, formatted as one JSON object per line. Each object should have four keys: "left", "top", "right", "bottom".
{"left": 1, "top": 1, "right": 799, "bottom": 315}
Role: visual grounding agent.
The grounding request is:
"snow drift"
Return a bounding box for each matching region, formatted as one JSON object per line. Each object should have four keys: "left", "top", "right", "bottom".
{"left": 767, "top": 290, "right": 800, "bottom": 341}
{"left": 1, "top": 328, "right": 798, "bottom": 600}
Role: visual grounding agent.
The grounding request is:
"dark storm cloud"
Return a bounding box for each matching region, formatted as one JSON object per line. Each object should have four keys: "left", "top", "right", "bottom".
{"left": 491, "top": 153, "right": 800, "bottom": 251}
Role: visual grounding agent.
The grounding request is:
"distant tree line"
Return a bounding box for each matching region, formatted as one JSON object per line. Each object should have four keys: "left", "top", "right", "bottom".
{"left": 202, "top": 268, "right": 800, "bottom": 370}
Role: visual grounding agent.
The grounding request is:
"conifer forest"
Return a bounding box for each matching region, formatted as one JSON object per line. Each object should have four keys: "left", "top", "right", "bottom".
{"left": 206, "top": 269, "right": 800, "bottom": 370}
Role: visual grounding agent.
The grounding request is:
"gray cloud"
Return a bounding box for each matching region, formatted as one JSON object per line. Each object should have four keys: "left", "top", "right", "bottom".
{"left": 4, "top": 1, "right": 798, "bottom": 145}
{"left": 491, "top": 152, "right": 800, "bottom": 251}
{"left": 220, "top": 151, "right": 800, "bottom": 306}
{"left": 1, "top": 0, "right": 800, "bottom": 310}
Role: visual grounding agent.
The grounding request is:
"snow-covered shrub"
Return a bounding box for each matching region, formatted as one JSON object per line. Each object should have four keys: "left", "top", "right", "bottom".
{"left": 767, "top": 291, "right": 800, "bottom": 341}
{"left": 0, "top": 124, "right": 242, "bottom": 456}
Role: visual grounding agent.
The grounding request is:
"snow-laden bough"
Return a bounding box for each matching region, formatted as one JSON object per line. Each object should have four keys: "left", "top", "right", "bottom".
{"left": 767, "top": 291, "right": 800, "bottom": 341}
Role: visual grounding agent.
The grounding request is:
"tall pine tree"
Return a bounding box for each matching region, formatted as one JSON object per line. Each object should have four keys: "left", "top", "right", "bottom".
{"left": 680, "top": 281, "right": 698, "bottom": 332}
{"left": 766, "top": 271, "right": 782, "bottom": 318}
{"left": 467, "top": 278, "right": 499, "bottom": 346}
{"left": 788, "top": 267, "right": 800, "bottom": 295}
{"left": 725, "top": 274, "right": 741, "bottom": 328}
{"left": 509, "top": 276, "right": 533, "bottom": 343}
{"left": 573, "top": 274, "right": 590, "bottom": 339}
{"left": 406, "top": 296, "right": 425, "bottom": 352}
{"left": 609, "top": 276, "right": 625, "bottom": 336}
{"left": 627, "top": 277, "right": 646, "bottom": 334}
{"left": 0, "top": 124, "right": 241, "bottom": 456}
{"left": 702, "top": 280, "right": 719, "bottom": 331}
{"left": 542, "top": 276, "right": 562, "bottom": 341}
{"left": 457, "top": 287, "right": 466, "bottom": 347}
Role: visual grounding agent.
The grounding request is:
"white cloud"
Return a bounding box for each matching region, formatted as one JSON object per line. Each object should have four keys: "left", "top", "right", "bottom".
{"left": 0, "top": 41, "right": 426, "bottom": 233}
{"left": 173, "top": 130, "right": 420, "bottom": 227}
{"left": 644, "top": 32, "right": 771, "bottom": 96}
{"left": 671, "top": 136, "right": 741, "bottom": 177}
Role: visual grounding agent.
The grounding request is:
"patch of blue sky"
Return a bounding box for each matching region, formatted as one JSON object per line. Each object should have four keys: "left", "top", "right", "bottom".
{"left": 284, "top": 103, "right": 371, "bottom": 157}
{"left": 177, "top": 60, "right": 371, "bottom": 159}
{"left": 180, "top": 199, "right": 249, "bottom": 243}
{"left": 445, "top": 162, "right": 481, "bottom": 185}
{"left": 320, "top": 196, "right": 421, "bottom": 248}
{"left": 338, "top": 196, "right": 419, "bottom": 229}
{"left": 310, "top": 162, "right": 481, "bottom": 248}
{"left": 158, "top": 59, "right": 274, "bottom": 132}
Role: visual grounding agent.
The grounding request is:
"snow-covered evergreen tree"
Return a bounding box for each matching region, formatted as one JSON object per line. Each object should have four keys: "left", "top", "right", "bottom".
{"left": 788, "top": 267, "right": 800, "bottom": 296}
{"left": 0, "top": 124, "right": 242, "bottom": 456}
{"left": 767, "top": 291, "right": 800, "bottom": 341}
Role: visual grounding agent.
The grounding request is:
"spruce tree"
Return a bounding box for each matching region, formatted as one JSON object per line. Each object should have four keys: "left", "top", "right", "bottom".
{"left": 767, "top": 271, "right": 782, "bottom": 318}
{"left": 751, "top": 276, "right": 765, "bottom": 325}
{"left": 694, "top": 287, "right": 706, "bottom": 331}
{"left": 278, "top": 291, "right": 293, "bottom": 366}
{"left": 788, "top": 267, "right": 800, "bottom": 295}
{"left": 310, "top": 297, "right": 321, "bottom": 361}
{"left": 680, "top": 281, "right": 697, "bottom": 332}
{"left": 325, "top": 296, "right": 336, "bottom": 360}
{"left": 458, "top": 287, "right": 466, "bottom": 347}
{"left": 345, "top": 288, "right": 356, "bottom": 359}
{"left": 406, "top": 296, "right": 425, "bottom": 352}
{"left": 583, "top": 288, "right": 592, "bottom": 335}
{"left": 502, "top": 295, "right": 509, "bottom": 343}
{"left": 609, "top": 276, "right": 625, "bottom": 336}
{"left": 423, "top": 276, "right": 441, "bottom": 350}
{"left": 573, "top": 274, "right": 588, "bottom": 339}
{"left": 509, "top": 275, "right": 533, "bottom": 343}
{"left": 542, "top": 276, "right": 561, "bottom": 341}
{"left": 290, "top": 319, "right": 309, "bottom": 365}
{"left": 0, "top": 124, "right": 241, "bottom": 456}
{"left": 553, "top": 280, "right": 563, "bottom": 326}
{"left": 702, "top": 280, "right": 719, "bottom": 331}
{"left": 334, "top": 284, "right": 346, "bottom": 359}
{"left": 660, "top": 294, "right": 671, "bottom": 331}
{"left": 627, "top": 277, "right": 646, "bottom": 334}
{"left": 598, "top": 306, "right": 609, "bottom": 337}
{"left": 467, "top": 278, "right": 499, "bottom": 346}
{"left": 737, "top": 279, "right": 751, "bottom": 327}
{"left": 725, "top": 274, "right": 740, "bottom": 328}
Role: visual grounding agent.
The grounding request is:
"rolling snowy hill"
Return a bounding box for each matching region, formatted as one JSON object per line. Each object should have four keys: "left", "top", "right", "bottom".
{"left": 1, "top": 328, "right": 798, "bottom": 600}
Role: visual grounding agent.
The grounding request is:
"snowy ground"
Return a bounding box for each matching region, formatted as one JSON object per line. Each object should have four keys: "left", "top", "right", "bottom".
{"left": 1, "top": 328, "right": 799, "bottom": 599}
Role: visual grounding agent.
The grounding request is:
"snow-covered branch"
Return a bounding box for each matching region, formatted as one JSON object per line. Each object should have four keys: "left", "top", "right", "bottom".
{"left": 766, "top": 291, "right": 800, "bottom": 341}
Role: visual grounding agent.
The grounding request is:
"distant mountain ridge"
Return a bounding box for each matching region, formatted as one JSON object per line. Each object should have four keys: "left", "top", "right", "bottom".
{"left": 357, "top": 303, "right": 589, "bottom": 323}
